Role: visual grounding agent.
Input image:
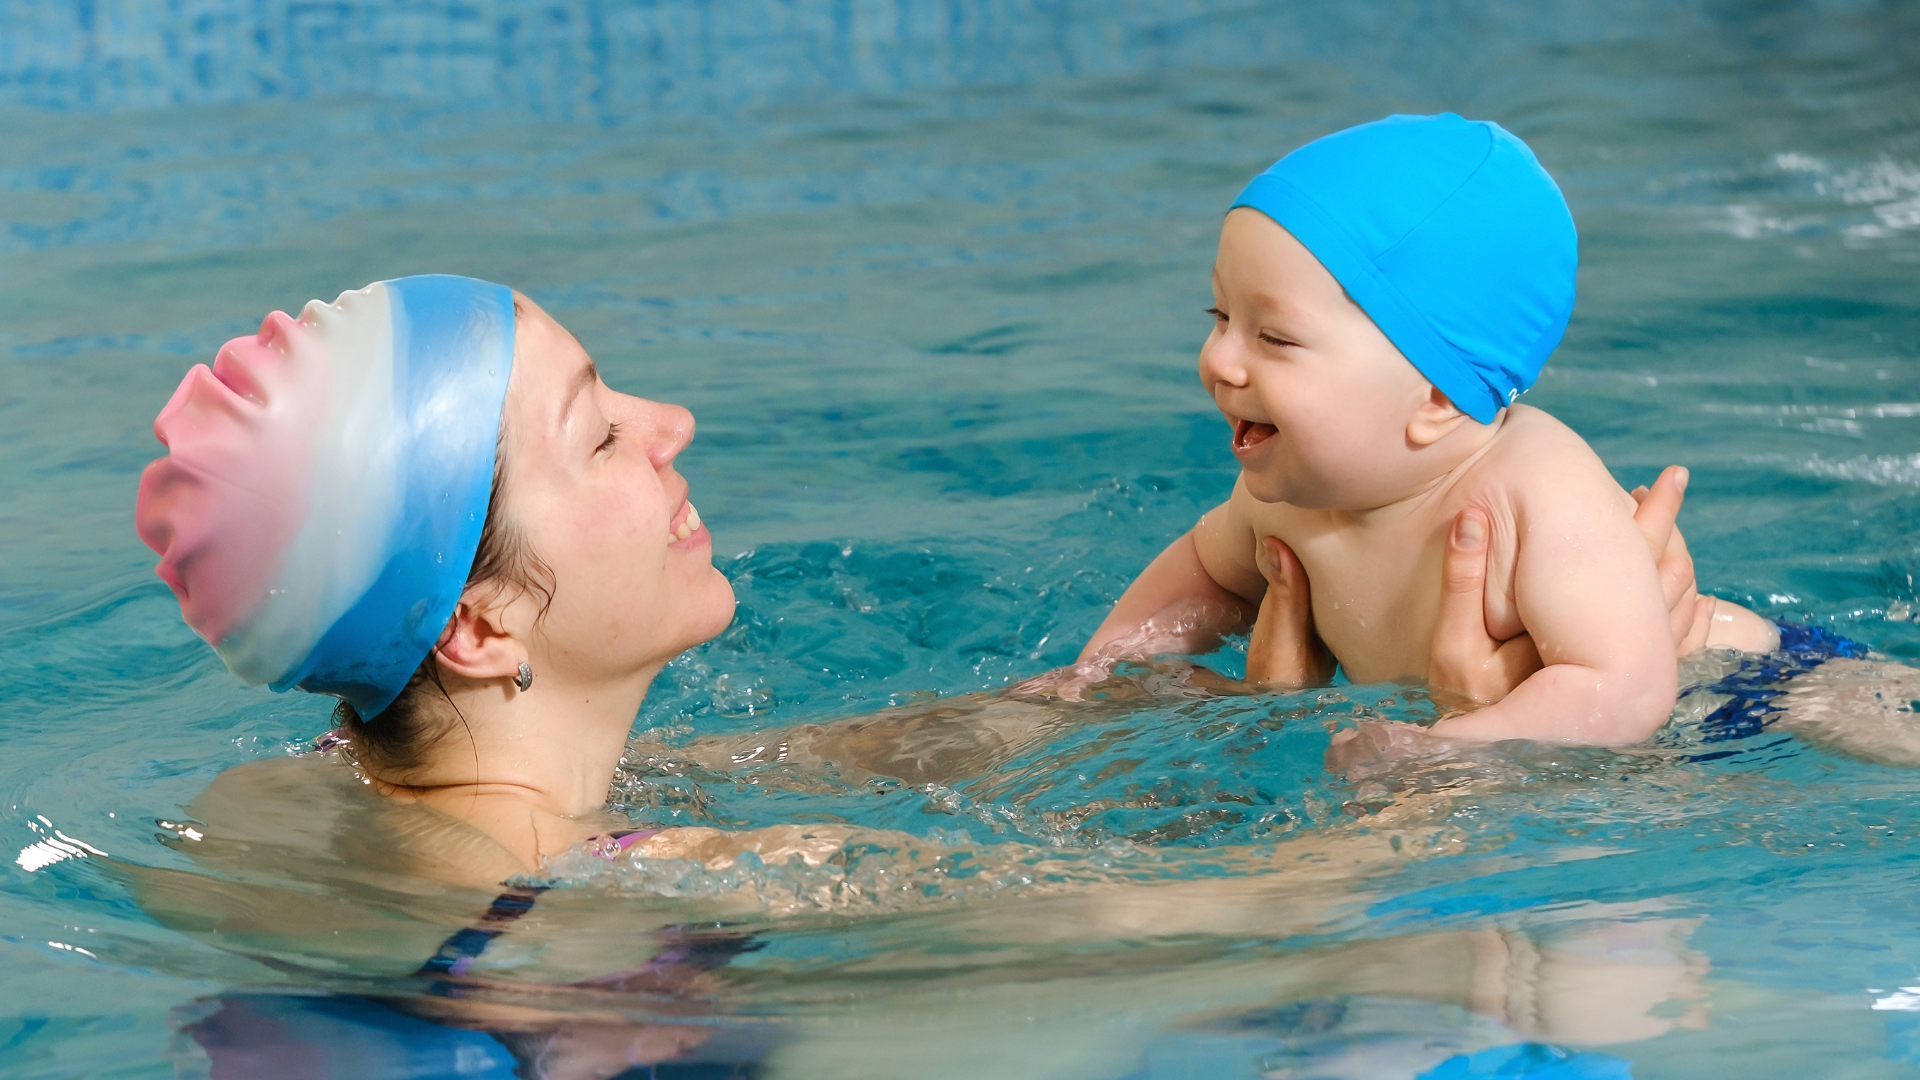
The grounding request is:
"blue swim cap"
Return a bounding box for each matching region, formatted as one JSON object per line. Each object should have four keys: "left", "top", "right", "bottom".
{"left": 1230, "top": 114, "right": 1577, "bottom": 423}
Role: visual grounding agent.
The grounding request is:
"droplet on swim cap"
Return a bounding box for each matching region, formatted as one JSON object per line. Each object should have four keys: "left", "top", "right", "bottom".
{"left": 135, "top": 275, "right": 515, "bottom": 717}
{"left": 1230, "top": 113, "right": 1578, "bottom": 423}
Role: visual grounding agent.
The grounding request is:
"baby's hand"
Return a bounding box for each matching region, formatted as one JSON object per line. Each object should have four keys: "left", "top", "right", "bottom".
{"left": 1035, "top": 596, "right": 1255, "bottom": 700}
{"left": 1006, "top": 659, "right": 1114, "bottom": 702}
{"left": 1324, "top": 721, "right": 1464, "bottom": 780}
{"left": 1245, "top": 535, "right": 1336, "bottom": 687}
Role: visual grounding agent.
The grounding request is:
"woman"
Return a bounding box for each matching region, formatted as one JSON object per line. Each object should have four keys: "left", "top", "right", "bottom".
{"left": 129, "top": 275, "right": 1758, "bottom": 1077}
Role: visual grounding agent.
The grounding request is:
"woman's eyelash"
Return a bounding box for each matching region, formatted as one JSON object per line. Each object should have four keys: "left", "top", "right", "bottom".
{"left": 597, "top": 422, "right": 621, "bottom": 453}
{"left": 1205, "top": 307, "right": 1226, "bottom": 321}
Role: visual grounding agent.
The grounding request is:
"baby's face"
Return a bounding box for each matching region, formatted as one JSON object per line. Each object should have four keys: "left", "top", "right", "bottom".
{"left": 1200, "top": 209, "right": 1436, "bottom": 509}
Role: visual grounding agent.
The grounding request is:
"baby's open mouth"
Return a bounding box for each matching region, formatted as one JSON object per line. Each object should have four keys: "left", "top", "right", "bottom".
{"left": 1233, "top": 419, "right": 1278, "bottom": 452}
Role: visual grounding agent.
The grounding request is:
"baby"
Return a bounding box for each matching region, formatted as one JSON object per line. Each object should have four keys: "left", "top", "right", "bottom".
{"left": 1084, "top": 114, "right": 1776, "bottom": 745}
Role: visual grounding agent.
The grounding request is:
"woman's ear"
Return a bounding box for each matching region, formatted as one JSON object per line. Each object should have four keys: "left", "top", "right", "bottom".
{"left": 431, "top": 593, "right": 526, "bottom": 682}
{"left": 1407, "top": 385, "right": 1474, "bottom": 447}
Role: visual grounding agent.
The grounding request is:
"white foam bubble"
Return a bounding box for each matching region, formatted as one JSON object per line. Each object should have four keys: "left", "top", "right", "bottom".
{"left": 1798, "top": 453, "right": 1920, "bottom": 487}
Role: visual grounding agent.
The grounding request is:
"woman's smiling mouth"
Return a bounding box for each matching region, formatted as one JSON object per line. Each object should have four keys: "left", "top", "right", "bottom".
{"left": 669, "top": 501, "right": 703, "bottom": 543}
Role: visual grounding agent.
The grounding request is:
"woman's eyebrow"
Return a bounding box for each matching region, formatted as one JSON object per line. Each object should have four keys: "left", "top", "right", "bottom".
{"left": 558, "top": 359, "right": 600, "bottom": 428}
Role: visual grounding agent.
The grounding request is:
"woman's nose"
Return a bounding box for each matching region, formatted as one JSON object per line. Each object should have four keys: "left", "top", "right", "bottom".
{"left": 646, "top": 402, "right": 695, "bottom": 470}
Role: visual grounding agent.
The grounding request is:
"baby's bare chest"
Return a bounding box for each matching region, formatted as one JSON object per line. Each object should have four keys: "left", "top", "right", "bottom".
{"left": 1245, "top": 499, "right": 1523, "bottom": 685}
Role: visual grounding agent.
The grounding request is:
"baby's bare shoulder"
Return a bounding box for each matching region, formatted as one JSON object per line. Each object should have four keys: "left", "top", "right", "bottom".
{"left": 1485, "top": 404, "right": 1602, "bottom": 459}
{"left": 1468, "top": 406, "right": 1633, "bottom": 514}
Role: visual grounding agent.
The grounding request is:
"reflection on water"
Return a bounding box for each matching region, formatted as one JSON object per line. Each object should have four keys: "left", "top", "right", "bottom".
{"left": 108, "top": 654, "right": 1916, "bottom": 1076}
{"left": 174, "top": 992, "right": 768, "bottom": 1080}
{"left": 143, "top": 722, "right": 1718, "bottom": 1078}
{"left": 4, "top": 0, "right": 1920, "bottom": 1076}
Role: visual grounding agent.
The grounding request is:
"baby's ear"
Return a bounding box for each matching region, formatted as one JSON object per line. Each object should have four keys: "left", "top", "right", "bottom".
{"left": 1406, "top": 385, "right": 1472, "bottom": 447}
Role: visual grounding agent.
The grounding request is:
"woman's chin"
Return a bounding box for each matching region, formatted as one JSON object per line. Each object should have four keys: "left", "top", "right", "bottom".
{"left": 682, "top": 569, "right": 739, "bottom": 646}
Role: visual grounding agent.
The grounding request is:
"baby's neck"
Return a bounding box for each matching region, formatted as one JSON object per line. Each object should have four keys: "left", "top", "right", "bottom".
{"left": 1329, "top": 410, "right": 1506, "bottom": 528}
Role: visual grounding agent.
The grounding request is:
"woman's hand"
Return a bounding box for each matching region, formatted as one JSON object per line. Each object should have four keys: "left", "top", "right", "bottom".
{"left": 1324, "top": 467, "right": 1709, "bottom": 777}
{"left": 1428, "top": 464, "right": 1712, "bottom": 707}
{"left": 1424, "top": 507, "right": 1546, "bottom": 707}
{"left": 1631, "top": 467, "right": 1715, "bottom": 656}
{"left": 1237, "top": 465, "right": 1709, "bottom": 707}
{"left": 1244, "top": 535, "right": 1336, "bottom": 687}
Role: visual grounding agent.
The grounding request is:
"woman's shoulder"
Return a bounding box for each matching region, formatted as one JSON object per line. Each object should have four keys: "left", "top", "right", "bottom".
{"left": 186, "top": 754, "right": 365, "bottom": 842}
{"left": 191, "top": 751, "right": 649, "bottom": 886}
{"left": 186, "top": 753, "right": 529, "bottom": 890}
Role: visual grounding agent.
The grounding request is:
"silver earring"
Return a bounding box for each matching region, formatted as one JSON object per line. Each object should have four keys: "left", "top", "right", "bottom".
{"left": 514, "top": 661, "right": 534, "bottom": 692}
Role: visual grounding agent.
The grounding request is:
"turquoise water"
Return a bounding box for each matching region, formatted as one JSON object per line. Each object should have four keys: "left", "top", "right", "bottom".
{"left": 5, "top": 1, "right": 1920, "bottom": 1076}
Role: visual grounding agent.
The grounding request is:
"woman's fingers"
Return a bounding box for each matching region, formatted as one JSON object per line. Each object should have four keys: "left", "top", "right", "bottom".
{"left": 1428, "top": 507, "right": 1547, "bottom": 706}
{"left": 1423, "top": 469, "right": 1709, "bottom": 706}
{"left": 1632, "top": 465, "right": 1687, "bottom": 562}
{"left": 1679, "top": 595, "right": 1716, "bottom": 655}
{"left": 1257, "top": 534, "right": 1301, "bottom": 589}
{"left": 1642, "top": 466, "right": 1704, "bottom": 632}
{"left": 1246, "top": 536, "right": 1333, "bottom": 687}
{"left": 1630, "top": 465, "right": 1713, "bottom": 653}
{"left": 1659, "top": 526, "right": 1705, "bottom": 648}
{"left": 1428, "top": 508, "right": 1495, "bottom": 677}
{"left": 1252, "top": 530, "right": 1279, "bottom": 580}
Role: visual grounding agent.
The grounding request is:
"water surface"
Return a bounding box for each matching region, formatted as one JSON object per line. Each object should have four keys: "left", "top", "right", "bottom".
{"left": 3, "top": 1, "right": 1920, "bottom": 1077}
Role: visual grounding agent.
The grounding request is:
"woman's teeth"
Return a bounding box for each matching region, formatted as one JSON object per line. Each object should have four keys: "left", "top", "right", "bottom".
{"left": 672, "top": 503, "right": 702, "bottom": 542}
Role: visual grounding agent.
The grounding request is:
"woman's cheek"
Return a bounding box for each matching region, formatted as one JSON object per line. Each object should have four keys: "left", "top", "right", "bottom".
{"left": 577, "top": 493, "right": 659, "bottom": 560}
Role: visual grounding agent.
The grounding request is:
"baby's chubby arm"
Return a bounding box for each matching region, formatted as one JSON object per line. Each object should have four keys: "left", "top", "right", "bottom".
{"left": 1432, "top": 468, "right": 1679, "bottom": 745}
{"left": 1077, "top": 487, "right": 1265, "bottom": 663}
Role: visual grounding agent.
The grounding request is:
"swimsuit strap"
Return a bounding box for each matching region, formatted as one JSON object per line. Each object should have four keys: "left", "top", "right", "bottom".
{"left": 597, "top": 827, "right": 662, "bottom": 856}
{"left": 418, "top": 885, "right": 548, "bottom": 985}
{"left": 415, "top": 827, "right": 662, "bottom": 989}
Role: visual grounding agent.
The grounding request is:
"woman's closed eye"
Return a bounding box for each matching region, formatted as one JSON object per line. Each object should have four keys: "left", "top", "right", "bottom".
{"left": 1205, "top": 306, "right": 1227, "bottom": 324}
{"left": 596, "top": 421, "right": 621, "bottom": 455}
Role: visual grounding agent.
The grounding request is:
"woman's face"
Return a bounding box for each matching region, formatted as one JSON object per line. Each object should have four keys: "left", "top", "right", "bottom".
{"left": 494, "top": 295, "right": 735, "bottom": 683}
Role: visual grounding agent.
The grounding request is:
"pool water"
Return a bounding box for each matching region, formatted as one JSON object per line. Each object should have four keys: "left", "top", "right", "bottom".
{"left": 4, "top": 1, "right": 1920, "bottom": 1077}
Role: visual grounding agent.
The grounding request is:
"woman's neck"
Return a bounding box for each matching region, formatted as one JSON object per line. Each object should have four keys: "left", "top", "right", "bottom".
{"left": 368, "top": 664, "right": 661, "bottom": 846}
